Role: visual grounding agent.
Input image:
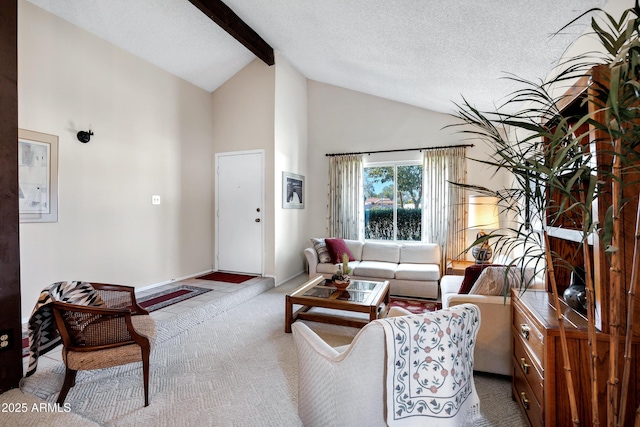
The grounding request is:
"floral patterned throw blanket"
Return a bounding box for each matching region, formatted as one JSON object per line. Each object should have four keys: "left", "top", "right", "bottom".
{"left": 379, "top": 303, "right": 481, "bottom": 426}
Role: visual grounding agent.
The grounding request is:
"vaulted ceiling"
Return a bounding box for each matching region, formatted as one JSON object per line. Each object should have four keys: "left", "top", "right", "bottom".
{"left": 26, "top": 0, "right": 608, "bottom": 114}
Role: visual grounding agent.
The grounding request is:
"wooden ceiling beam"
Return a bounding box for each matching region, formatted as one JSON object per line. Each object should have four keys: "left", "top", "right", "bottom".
{"left": 188, "top": 0, "right": 274, "bottom": 66}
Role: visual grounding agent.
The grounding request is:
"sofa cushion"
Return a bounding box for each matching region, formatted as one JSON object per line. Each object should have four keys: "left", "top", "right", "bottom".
{"left": 399, "top": 244, "right": 440, "bottom": 264}
{"left": 317, "top": 261, "right": 360, "bottom": 275}
{"left": 469, "top": 266, "right": 533, "bottom": 296}
{"left": 362, "top": 242, "right": 399, "bottom": 263}
{"left": 343, "top": 240, "right": 364, "bottom": 261}
{"left": 325, "top": 238, "right": 355, "bottom": 263}
{"left": 310, "top": 238, "right": 332, "bottom": 264}
{"left": 459, "top": 264, "right": 497, "bottom": 294}
{"left": 395, "top": 264, "right": 440, "bottom": 281}
{"left": 317, "top": 263, "right": 337, "bottom": 275}
{"left": 353, "top": 261, "right": 397, "bottom": 279}
{"left": 440, "top": 275, "right": 464, "bottom": 295}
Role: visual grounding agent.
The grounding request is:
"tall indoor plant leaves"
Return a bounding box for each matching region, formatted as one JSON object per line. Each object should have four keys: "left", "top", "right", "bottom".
{"left": 449, "top": 2, "right": 640, "bottom": 425}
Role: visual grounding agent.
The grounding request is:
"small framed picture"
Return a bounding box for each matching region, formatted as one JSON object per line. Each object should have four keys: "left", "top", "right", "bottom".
{"left": 282, "top": 171, "right": 304, "bottom": 209}
{"left": 18, "top": 129, "right": 59, "bottom": 223}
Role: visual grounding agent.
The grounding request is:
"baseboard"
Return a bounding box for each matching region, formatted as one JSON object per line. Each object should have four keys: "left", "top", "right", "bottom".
{"left": 276, "top": 270, "right": 304, "bottom": 286}
{"left": 135, "top": 269, "right": 213, "bottom": 293}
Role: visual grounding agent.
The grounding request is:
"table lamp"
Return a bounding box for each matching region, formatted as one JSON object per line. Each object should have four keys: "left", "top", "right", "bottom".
{"left": 468, "top": 195, "right": 500, "bottom": 264}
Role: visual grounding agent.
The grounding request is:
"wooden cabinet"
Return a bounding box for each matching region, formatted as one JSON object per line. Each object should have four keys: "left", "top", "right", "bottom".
{"left": 542, "top": 70, "right": 598, "bottom": 303}
{"left": 542, "top": 65, "right": 640, "bottom": 334}
{"left": 508, "top": 65, "right": 640, "bottom": 426}
{"left": 512, "top": 290, "right": 640, "bottom": 426}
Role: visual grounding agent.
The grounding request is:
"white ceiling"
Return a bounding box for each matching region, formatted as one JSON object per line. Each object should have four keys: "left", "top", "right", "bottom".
{"left": 25, "top": 0, "right": 607, "bottom": 114}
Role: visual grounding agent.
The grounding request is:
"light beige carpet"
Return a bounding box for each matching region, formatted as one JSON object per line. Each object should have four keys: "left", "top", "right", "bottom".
{"left": 5, "top": 276, "right": 525, "bottom": 426}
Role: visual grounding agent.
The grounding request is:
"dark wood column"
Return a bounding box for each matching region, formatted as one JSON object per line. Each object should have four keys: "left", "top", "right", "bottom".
{"left": 0, "top": 0, "right": 22, "bottom": 392}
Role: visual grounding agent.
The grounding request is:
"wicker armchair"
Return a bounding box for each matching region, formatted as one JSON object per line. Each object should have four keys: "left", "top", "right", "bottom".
{"left": 50, "top": 283, "right": 156, "bottom": 406}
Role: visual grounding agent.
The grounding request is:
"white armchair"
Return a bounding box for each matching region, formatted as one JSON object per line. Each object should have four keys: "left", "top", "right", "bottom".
{"left": 292, "top": 306, "right": 480, "bottom": 427}
{"left": 293, "top": 320, "right": 386, "bottom": 427}
{"left": 440, "top": 263, "right": 545, "bottom": 376}
{"left": 441, "top": 275, "right": 512, "bottom": 376}
{"left": 292, "top": 307, "right": 409, "bottom": 427}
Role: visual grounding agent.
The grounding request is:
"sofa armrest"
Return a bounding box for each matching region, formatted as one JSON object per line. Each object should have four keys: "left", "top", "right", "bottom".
{"left": 292, "top": 322, "right": 341, "bottom": 360}
{"left": 440, "top": 275, "right": 463, "bottom": 295}
{"left": 442, "top": 293, "right": 510, "bottom": 309}
{"left": 304, "top": 247, "right": 319, "bottom": 275}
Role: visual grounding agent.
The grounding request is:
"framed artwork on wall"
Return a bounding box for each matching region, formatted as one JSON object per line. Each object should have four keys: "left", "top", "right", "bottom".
{"left": 282, "top": 171, "right": 304, "bottom": 209}
{"left": 18, "top": 128, "right": 59, "bottom": 223}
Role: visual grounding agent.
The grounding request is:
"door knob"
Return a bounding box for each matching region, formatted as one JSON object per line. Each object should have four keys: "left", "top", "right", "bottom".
{"left": 255, "top": 218, "right": 260, "bottom": 222}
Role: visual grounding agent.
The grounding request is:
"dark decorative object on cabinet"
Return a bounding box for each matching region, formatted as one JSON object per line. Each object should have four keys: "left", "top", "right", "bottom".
{"left": 562, "top": 268, "right": 586, "bottom": 314}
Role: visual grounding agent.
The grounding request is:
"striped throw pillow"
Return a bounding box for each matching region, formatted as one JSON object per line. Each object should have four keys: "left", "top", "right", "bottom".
{"left": 311, "top": 238, "right": 332, "bottom": 263}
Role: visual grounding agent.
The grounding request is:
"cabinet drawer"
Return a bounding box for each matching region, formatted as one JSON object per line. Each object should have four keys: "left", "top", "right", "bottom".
{"left": 513, "top": 306, "right": 544, "bottom": 367}
{"left": 513, "top": 366, "right": 543, "bottom": 427}
{"left": 513, "top": 337, "right": 543, "bottom": 405}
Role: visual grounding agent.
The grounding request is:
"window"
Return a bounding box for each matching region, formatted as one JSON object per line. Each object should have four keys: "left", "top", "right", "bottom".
{"left": 364, "top": 163, "right": 423, "bottom": 241}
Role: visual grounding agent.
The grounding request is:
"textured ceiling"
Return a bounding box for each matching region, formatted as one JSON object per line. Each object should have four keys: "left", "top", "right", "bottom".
{"left": 26, "top": 0, "right": 608, "bottom": 114}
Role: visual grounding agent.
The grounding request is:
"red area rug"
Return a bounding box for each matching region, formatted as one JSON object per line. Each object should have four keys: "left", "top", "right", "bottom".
{"left": 138, "top": 285, "right": 211, "bottom": 312}
{"left": 389, "top": 297, "right": 442, "bottom": 314}
{"left": 196, "top": 271, "right": 256, "bottom": 284}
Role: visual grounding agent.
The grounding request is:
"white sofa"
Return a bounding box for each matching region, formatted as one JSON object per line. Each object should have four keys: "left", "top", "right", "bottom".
{"left": 304, "top": 239, "right": 441, "bottom": 299}
{"left": 440, "top": 260, "right": 544, "bottom": 376}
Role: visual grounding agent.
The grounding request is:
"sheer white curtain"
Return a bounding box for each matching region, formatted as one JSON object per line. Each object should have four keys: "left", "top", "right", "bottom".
{"left": 423, "top": 147, "right": 467, "bottom": 270}
{"left": 327, "top": 154, "right": 363, "bottom": 239}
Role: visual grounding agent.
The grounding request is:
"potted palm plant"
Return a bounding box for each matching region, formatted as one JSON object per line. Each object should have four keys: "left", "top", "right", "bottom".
{"left": 450, "top": 3, "right": 640, "bottom": 426}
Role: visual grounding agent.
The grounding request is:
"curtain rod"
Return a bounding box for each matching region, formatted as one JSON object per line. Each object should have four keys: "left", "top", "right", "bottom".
{"left": 325, "top": 143, "right": 474, "bottom": 157}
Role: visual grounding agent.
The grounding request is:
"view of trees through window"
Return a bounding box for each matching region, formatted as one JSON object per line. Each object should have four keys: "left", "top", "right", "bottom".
{"left": 364, "top": 164, "right": 422, "bottom": 241}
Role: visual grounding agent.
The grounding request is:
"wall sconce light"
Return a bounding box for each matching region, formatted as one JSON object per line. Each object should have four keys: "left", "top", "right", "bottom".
{"left": 77, "top": 130, "right": 93, "bottom": 143}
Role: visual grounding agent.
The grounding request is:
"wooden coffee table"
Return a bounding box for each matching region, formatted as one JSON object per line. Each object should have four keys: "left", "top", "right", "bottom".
{"left": 285, "top": 275, "right": 390, "bottom": 333}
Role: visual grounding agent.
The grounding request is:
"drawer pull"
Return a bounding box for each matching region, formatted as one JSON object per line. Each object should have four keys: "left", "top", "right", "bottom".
{"left": 520, "top": 392, "right": 530, "bottom": 410}
{"left": 520, "top": 324, "right": 531, "bottom": 340}
{"left": 520, "top": 357, "right": 530, "bottom": 374}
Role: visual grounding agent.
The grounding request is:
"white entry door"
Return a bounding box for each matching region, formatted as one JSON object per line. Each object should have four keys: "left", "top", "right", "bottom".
{"left": 215, "top": 150, "right": 264, "bottom": 275}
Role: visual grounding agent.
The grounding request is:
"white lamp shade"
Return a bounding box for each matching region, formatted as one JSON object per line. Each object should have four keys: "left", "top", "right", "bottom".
{"left": 468, "top": 196, "right": 500, "bottom": 230}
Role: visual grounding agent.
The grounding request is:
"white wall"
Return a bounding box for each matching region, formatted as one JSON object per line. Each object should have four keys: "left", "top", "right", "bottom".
{"left": 211, "top": 59, "right": 276, "bottom": 277}
{"left": 546, "top": 0, "right": 633, "bottom": 99}
{"left": 211, "top": 55, "right": 310, "bottom": 284}
{"left": 274, "top": 53, "right": 308, "bottom": 283}
{"left": 18, "top": 1, "right": 215, "bottom": 316}
{"left": 307, "top": 81, "right": 503, "bottom": 255}
{"left": 17, "top": 0, "right": 510, "bottom": 313}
